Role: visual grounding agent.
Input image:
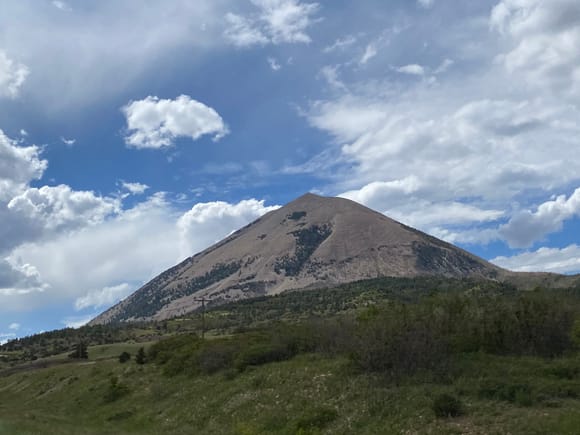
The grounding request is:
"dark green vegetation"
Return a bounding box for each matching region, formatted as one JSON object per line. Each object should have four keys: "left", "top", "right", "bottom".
{"left": 287, "top": 211, "right": 307, "bottom": 221}
{"left": 2, "top": 277, "right": 580, "bottom": 433}
{"left": 274, "top": 224, "right": 333, "bottom": 276}
{"left": 111, "top": 261, "right": 243, "bottom": 322}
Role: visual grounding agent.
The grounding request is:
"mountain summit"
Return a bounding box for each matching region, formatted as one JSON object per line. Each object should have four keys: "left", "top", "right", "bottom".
{"left": 91, "top": 193, "right": 505, "bottom": 324}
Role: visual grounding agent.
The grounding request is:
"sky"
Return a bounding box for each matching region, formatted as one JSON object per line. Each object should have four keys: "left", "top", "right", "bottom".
{"left": 1, "top": 0, "right": 580, "bottom": 341}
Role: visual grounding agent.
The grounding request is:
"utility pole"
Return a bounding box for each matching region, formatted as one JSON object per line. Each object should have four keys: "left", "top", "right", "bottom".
{"left": 194, "top": 297, "right": 210, "bottom": 339}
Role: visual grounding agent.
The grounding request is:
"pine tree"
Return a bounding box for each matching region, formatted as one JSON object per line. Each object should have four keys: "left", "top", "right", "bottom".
{"left": 135, "top": 347, "right": 146, "bottom": 365}
{"left": 68, "top": 341, "right": 88, "bottom": 359}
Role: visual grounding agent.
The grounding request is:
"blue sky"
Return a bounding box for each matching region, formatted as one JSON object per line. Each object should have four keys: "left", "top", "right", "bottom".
{"left": 1, "top": 0, "right": 580, "bottom": 341}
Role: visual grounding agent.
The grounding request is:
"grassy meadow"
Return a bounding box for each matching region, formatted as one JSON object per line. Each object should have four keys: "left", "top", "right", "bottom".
{"left": 2, "top": 278, "right": 580, "bottom": 434}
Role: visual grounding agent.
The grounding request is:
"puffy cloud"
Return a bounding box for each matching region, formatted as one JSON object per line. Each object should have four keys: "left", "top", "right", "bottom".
{"left": 300, "top": 0, "right": 580, "bottom": 251}
{"left": 178, "top": 199, "right": 280, "bottom": 256}
{"left": 396, "top": 64, "right": 425, "bottom": 75}
{"left": 4, "top": 195, "right": 278, "bottom": 313}
{"left": 75, "top": 283, "right": 133, "bottom": 311}
{"left": 311, "top": 96, "right": 577, "bottom": 198}
{"left": 499, "top": 188, "right": 580, "bottom": 248}
{"left": 340, "top": 178, "right": 504, "bottom": 236}
{"left": 8, "top": 322, "right": 20, "bottom": 330}
{"left": 308, "top": 82, "right": 580, "bottom": 246}
{"left": 491, "top": 0, "right": 580, "bottom": 99}
{"left": 0, "top": 50, "right": 29, "bottom": 98}
{"left": 6, "top": 194, "right": 179, "bottom": 311}
{"left": 121, "top": 182, "right": 149, "bottom": 195}
{"left": 0, "top": 129, "right": 46, "bottom": 198}
{"left": 2, "top": 132, "right": 110, "bottom": 258}
{"left": 492, "top": 245, "right": 580, "bottom": 274}
{"left": 123, "top": 95, "right": 229, "bottom": 149}
{"left": 0, "top": 259, "right": 47, "bottom": 297}
{"left": 225, "top": 0, "right": 320, "bottom": 46}
{"left": 418, "top": 0, "right": 434, "bottom": 8}
{"left": 7, "top": 185, "right": 120, "bottom": 232}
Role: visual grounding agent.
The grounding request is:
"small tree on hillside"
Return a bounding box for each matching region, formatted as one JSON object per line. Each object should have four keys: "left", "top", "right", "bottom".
{"left": 119, "top": 351, "right": 131, "bottom": 363}
{"left": 135, "top": 347, "right": 146, "bottom": 365}
{"left": 68, "top": 341, "right": 88, "bottom": 359}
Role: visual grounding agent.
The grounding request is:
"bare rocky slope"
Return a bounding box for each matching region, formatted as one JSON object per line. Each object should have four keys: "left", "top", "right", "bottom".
{"left": 89, "top": 193, "right": 579, "bottom": 324}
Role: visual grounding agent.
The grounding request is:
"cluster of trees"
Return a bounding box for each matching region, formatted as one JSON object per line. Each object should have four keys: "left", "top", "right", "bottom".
{"left": 4, "top": 276, "right": 580, "bottom": 372}
{"left": 0, "top": 322, "right": 159, "bottom": 364}
{"left": 68, "top": 342, "right": 88, "bottom": 359}
{"left": 274, "top": 224, "right": 332, "bottom": 276}
{"left": 148, "top": 289, "right": 580, "bottom": 380}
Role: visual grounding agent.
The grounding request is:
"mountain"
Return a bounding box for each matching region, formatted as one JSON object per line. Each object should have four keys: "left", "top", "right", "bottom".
{"left": 89, "top": 193, "right": 575, "bottom": 325}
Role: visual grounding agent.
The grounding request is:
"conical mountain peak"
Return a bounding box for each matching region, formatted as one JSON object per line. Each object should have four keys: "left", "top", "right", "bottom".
{"left": 90, "top": 193, "right": 504, "bottom": 324}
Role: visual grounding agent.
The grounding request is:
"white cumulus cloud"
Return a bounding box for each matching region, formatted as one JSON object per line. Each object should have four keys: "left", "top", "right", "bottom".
{"left": 178, "top": 199, "right": 280, "bottom": 256}
{"left": 0, "top": 50, "right": 29, "bottom": 98}
{"left": 4, "top": 194, "right": 278, "bottom": 313}
{"left": 492, "top": 244, "right": 580, "bottom": 274}
{"left": 225, "top": 0, "right": 320, "bottom": 47}
{"left": 8, "top": 185, "right": 120, "bottom": 233}
{"left": 0, "top": 130, "right": 46, "bottom": 198}
{"left": 491, "top": 0, "right": 580, "bottom": 100}
{"left": 499, "top": 188, "right": 580, "bottom": 248}
{"left": 75, "top": 283, "right": 133, "bottom": 311}
{"left": 308, "top": 83, "right": 580, "bottom": 247}
{"left": 123, "top": 95, "right": 229, "bottom": 149}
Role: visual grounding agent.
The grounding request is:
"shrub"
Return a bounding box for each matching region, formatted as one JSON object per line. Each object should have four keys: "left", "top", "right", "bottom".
{"left": 135, "top": 347, "right": 146, "bottom": 365}
{"left": 103, "top": 376, "right": 130, "bottom": 403}
{"left": 432, "top": 393, "right": 463, "bottom": 418}
{"left": 350, "top": 304, "right": 450, "bottom": 378}
{"left": 196, "top": 342, "right": 237, "bottom": 374}
{"left": 235, "top": 343, "right": 292, "bottom": 372}
{"left": 118, "top": 351, "right": 131, "bottom": 363}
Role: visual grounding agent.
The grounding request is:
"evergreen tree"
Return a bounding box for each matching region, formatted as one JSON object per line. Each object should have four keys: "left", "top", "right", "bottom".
{"left": 135, "top": 347, "right": 146, "bottom": 365}
{"left": 68, "top": 341, "right": 88, "bottom": 359}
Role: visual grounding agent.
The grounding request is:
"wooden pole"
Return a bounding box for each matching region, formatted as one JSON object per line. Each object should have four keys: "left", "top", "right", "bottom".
{"left": 194, "top": 298, "right": 210, "bottom": 339}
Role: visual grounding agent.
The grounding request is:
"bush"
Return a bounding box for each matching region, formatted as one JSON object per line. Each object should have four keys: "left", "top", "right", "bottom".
{"left": 350, "top": 304, "right": 450, "bottom": 378}
{"left": 118, "top": 351, "right": 131, "bottom": 363}
{"left": 235, "top": 343, "right": 293, "bottom": 372}
{"left": 432, "top": 393, "right": 463, "bottom": 418}
{"left": 196, "top": 342, "right": 237, "bottom": 374}
{"left": 135, "top": 347, "right": 146, "bottom": 365}
{"left": 103, "top": 376, "right": 130, "bottom": 403}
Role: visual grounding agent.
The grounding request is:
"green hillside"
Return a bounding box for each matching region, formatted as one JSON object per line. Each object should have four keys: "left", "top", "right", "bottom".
{"left": 2, "top": 278, "right": 580, "bottom": 434}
